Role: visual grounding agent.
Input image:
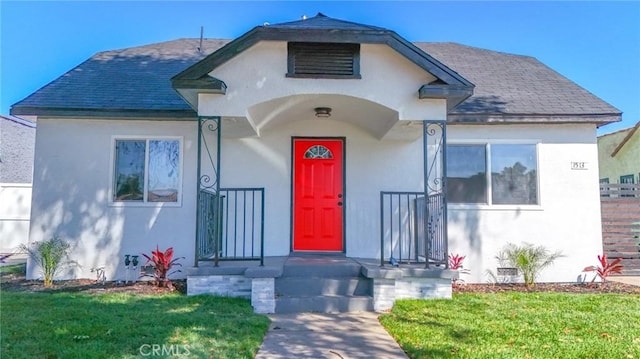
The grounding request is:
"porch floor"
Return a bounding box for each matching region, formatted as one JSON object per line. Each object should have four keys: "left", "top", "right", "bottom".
{"left": 191, "top": 255, "right": 448, "bottom": 276}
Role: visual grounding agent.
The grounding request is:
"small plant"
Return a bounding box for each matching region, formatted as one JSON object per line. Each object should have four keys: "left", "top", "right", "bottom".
{"left": 448, "top": 253, "right": 465, "bottom": 270}
{"left": 141, "top": 246, "right": 183, "bottom": 290}
{"left": 20, "top": 236, "right": 71, "bottom": 287}
{"left": 497, "top": 242, "right": 563, "bottom": 286}
{"left": 582, "top": 254, "right": 623, "bottom": 284}
{"left": 448, "top": 253, "right": 470, "bottom": 287}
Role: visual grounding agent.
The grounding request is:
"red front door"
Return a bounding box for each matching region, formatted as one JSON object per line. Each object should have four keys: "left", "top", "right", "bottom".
{"left": 292, "top": 138, "right": 344, "bottom": 251}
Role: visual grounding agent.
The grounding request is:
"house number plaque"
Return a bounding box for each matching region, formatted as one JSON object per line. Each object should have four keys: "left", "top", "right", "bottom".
{"left": 571, "top": 162, "right": 588, "bottom": 170}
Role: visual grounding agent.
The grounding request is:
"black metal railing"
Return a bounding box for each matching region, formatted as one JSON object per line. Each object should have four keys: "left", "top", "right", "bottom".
{"left": 197, "top": 188, "right": 264, "bottom": 266}
{"left": 380, "top": 191, "right": 447, "bottom": 267}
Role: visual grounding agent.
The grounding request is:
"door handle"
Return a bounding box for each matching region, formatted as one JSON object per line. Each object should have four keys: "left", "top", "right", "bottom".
{"left": 337, "top": 194, "right": 343, "bottom": 198}
{"left": 337, "top": 201, "right": 343, "bottom": 206}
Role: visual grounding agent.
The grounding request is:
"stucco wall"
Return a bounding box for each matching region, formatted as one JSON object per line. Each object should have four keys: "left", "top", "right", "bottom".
{"left": 0, "top": 117, "right": 36, "bottom": 252}
{"left": 598, "top": 126, "right": 640, "bottom": 183}
{"left": 28, "top": 119, "right": 197, "bottom": 281}
{"left": 30, "top": 118, "right": 602, "bottom": 283}
{"left": 0, "top": 183, "right": 32, "bottom": 252}
{"left": 0, "top": 116, "right": 35, "bottom": 183}
{"left": 215, "top": 119, "right": 425, "bottom": 259}
{"left": 201, "top": 42, "right": 438, "bottom": 122}
{"left": 217, "top": 121, "right": 602, "bottom": 283}
{"left": 198, "top": 42, "right": 445, "bottom": 141}
{"left": 447, "top": 124, "right": 603, "bottom": 283}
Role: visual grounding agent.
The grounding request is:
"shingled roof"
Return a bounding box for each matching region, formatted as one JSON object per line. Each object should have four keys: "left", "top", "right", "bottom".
{"left": 11, "top": 38, "right": 620, "bottom": 124}
{"left": 418, "top": 43, "right": 620, "bottom": 123}
{"left": 11, "top": 39, "right": 228, "bottom": 118}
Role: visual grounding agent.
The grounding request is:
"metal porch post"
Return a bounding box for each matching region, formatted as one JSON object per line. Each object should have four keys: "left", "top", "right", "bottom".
{"left": 194, "top": 116, "right": 222, "bottom": 267}
{"left": 441, "top": 123, "right": 449, "bottom": 269}
{"left": 214, "top": 117, "right": 221, "bottom": 267}
{"left": 423, "top": 121, "right": 430, "bottom": 269}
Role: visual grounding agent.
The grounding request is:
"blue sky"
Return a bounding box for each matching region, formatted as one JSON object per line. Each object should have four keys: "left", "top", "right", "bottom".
{"left": 1, "top": 1, "right": 638, "bottom": 134}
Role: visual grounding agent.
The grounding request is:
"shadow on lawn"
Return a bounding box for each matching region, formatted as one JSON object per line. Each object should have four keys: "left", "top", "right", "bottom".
{"left": 1, "top": 292, "right": 269, "bottom": 359}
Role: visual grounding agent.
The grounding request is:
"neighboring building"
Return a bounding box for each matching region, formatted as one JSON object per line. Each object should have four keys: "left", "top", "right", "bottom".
{"left": 0, "top": 115, "right": 36, "bottom": 253}
{"left": 598, "top": 121, "right": 640, "bottom": 276}
{"left": 598, "top": 121, "right": 640, "bottom": 186}
{"left": 11, "top": 14, "right": 620, "bottom": 288}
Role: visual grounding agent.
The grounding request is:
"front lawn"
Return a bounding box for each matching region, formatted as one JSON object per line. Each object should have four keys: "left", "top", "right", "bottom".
{"left": 380, "top": 292, "right": 640, "bottom": 358}
{"left": 0, "top": 291, "right": 269, "bottom": 358}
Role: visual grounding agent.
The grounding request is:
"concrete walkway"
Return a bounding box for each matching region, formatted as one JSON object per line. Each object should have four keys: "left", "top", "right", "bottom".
{"left": 255, "top": 312, "right": 408, "bottom": 359}
{"left": 610, "top": 276, "right": 640, "bottom": 286}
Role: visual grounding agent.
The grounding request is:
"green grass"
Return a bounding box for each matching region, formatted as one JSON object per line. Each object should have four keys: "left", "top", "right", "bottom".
{"left": 0, "top": 291, "right": 269, "bottom": 358}
{"left": 380, "top": 292, "right": 640, "bottom": 359}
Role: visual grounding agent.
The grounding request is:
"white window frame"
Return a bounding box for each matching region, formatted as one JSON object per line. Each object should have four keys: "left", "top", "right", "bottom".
{"left": 447, "top": 140, "right": 542, "bottom": 210}
{"left": 109, "top": 136, "right": 184, "bottom": 207}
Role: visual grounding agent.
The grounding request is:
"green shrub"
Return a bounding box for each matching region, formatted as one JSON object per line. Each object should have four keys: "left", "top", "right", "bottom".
{"left": 497, "top": 242, "right": 563, "bottom": 286}
{"left": 20, "top": 237, "right": 71, "bottom": 287}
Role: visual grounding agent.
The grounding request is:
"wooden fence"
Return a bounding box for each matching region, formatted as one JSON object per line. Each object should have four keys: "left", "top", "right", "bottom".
{"left": 600, "top": 184, "right": 640, "bottom": 275}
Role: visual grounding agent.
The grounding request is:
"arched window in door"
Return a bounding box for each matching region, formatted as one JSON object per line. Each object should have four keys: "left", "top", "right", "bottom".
{"left": 304, "top": 145, "right": 333, "bottom": 159}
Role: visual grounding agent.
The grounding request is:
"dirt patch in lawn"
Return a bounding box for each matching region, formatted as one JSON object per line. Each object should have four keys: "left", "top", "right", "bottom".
{"left": 2, "top": 263, "right": 638, "bottom": 296}
{"left": 0, "top": 265, "right": 186, "bottom": 295}
{"left": 454, "top": 281, "right": 640, "bottom": 295}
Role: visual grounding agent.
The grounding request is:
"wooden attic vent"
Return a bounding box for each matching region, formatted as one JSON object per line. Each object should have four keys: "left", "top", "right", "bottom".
{"left": 287, "top": 42, "right": 361, "bottom": 79}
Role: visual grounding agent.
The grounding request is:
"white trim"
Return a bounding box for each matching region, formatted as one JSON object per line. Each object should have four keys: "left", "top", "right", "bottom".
{"left": 108, "top": 135, "right": 184, "bottom": 207}
{"left": 0, "top": 115, "right": 36, "bottom": 128}
{"left": 0, "top": 183, "right": 32, "bottom": 188}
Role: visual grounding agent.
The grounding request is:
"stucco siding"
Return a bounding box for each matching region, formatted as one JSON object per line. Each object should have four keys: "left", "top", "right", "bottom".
{"left": 0, "top": 183, "right": 32, "bottom": 252}
{"left": 1, "top": 117, "right": 35, "bottom": 252}
{"left": 0, "top": 117, "right": 35, "bottom": 183}
{"left": 199, "top": 42, "right": 442, "bottom": 126}
{"left": 215, "top": 119, "right": 424, "bottom": 258}
{"left": 218, "top": 121, "right": 602, "bottom": 283}
{"left": 29, "top": 118, "right": 603, "bottom": 283}
{"left": 598, "top": 127, "right": 640, "bottom": 183}
{"left": 447, "top": 124, "right": 602, "bottom": 283}
{"left": 28, "top": 119, "right": 198, "bottom": 281}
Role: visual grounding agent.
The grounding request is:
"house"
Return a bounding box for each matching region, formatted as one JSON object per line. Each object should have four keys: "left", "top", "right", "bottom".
{"left": 0, "top": 115, "right": 36, "bottom": 253}
{"left": 11, "top": 14, "right": 620, "bottom": 311}
{"left": 598, "top": 121, "right": 640, "bottom": 187}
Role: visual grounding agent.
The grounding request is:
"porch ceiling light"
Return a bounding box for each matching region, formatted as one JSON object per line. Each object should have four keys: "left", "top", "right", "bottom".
{"left": 314, "top": 107, "right": 332, "bottom": 118}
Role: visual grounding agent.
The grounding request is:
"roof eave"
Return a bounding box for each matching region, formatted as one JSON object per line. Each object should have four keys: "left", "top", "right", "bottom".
{"left": 419, "top": 84, "right": 475, "bottom": 111}
{"left": 447, "top": 113, "right": 622, "bottom": 126}
{"left": 9, "top": 106, "right": 197, "bottom": 120}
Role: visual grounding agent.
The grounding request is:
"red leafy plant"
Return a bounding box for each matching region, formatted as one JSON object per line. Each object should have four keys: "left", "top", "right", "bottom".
{"left": 582, "top": 254, "right": 623, "bottom": 284}
{"left": 141, "top": 246, "right": 183, "bottom": 290}
{"left": 449, "top": 254, "right": 466, "bottom": 270}
{"left": 448, "top": 254, "right": 470, "bottom": 287}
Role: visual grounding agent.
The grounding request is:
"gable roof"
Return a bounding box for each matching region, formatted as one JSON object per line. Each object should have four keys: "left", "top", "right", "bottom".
{"left": 10, "top": 22, "right": 621, "bottom": 125}
{"left": 418, "top": 43, "right": 621, "bottom": 124}
{"left": 11, "top": 39, "right": 227, "bottom": 119}
{"left": 172, "top": 13, "right": 473, "bottom": 93}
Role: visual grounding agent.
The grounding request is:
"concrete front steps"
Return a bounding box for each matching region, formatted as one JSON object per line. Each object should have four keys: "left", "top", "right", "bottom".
{"left": 186, "top": 255, "right": 457, "bottom": 314}
{"left": 274, "top": 257, "right": 373, "bottom": 313}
